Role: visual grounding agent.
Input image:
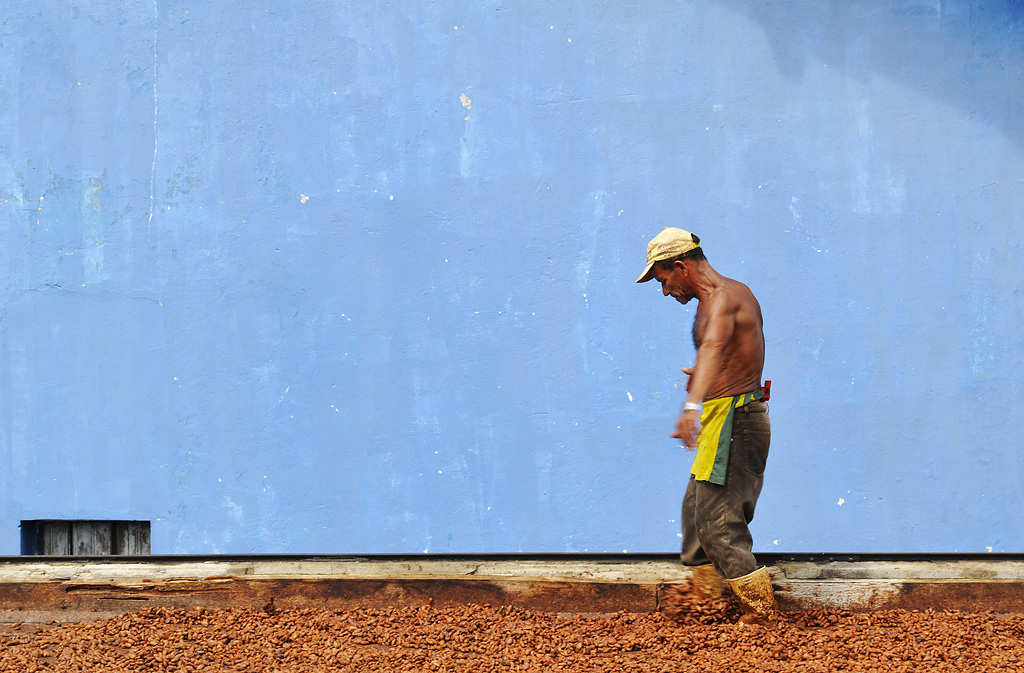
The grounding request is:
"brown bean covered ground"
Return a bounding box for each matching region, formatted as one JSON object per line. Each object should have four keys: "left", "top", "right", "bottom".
{"left": 0, "top": 587, "right": 1021, "bottom": 672}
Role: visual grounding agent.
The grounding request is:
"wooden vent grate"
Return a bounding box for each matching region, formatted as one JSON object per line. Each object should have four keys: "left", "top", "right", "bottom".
{"left": 20, "top": 520, "right": 151, "bottom": 556}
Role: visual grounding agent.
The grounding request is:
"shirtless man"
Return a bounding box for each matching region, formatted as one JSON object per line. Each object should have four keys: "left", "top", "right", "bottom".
{"left": 637, "top": 227, "right": 776, "bottom": 622}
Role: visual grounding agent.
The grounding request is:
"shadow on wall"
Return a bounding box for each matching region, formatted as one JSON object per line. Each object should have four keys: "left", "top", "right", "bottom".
{"left": 711, "top": 0, "right": 1024, "bottom": 147}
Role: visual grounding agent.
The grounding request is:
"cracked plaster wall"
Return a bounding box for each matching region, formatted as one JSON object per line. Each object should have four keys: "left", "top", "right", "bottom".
{"left": 0, "top": 1, "right": 1022, "bottom": 554}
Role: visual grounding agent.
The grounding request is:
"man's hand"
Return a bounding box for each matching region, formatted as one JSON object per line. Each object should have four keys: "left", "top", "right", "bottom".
{"left": 672, "top": 409, "right": 700, "bottom": 449}
{"left": 682, "top": 366, "right": 693, "bottom": 392}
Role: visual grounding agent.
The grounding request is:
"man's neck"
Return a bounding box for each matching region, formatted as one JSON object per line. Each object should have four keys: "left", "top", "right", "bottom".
{"left": 691, "top": 264, "right": 725, "bottom": 303}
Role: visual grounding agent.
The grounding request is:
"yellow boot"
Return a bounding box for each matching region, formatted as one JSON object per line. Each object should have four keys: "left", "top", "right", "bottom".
{"left": 690, "top": 564, "right": 724, "bottom": 599}
{"left": 726, "top": 567, "right": 777, "bottom": 623}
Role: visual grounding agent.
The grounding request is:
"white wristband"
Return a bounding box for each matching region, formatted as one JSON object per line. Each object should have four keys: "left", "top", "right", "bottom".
{"left": 683, "top": 401, "right": 702, "bottom": 413}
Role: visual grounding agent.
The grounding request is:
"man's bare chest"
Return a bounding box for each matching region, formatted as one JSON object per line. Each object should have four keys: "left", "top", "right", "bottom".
{"left": 691, "top": 308, "right": 706, "bottom": 349}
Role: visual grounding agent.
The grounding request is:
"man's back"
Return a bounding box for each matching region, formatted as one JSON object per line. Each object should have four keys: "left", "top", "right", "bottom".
{"left": 693, "top": 278, "right": 765, "bottom": 400}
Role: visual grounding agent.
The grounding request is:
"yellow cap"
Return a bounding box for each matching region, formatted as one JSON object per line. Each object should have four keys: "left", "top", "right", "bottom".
{"left": 636, "top": 228, "right": 700, "bottom": 283}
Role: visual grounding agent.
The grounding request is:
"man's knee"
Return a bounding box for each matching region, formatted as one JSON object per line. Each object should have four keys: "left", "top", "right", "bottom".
{"left": 694, "top": 510, "right": 731, "bottom": 556}
{"left": 694, "top": 506, "right": 755, "bottom": 578}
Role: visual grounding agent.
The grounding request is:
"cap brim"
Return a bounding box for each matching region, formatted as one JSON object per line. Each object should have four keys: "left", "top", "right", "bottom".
{"left": 636, "top": 261, "right": 656, "bottom": 283}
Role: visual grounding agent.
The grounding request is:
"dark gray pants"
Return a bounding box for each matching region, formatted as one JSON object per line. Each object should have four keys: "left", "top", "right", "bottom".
{"left": 680, "top": 400, "right": 771, "bottom": 580}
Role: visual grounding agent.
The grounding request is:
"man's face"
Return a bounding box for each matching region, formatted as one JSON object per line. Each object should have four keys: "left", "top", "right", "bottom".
{"left": 652, "top": 262, "right": 693, "bottom": 304}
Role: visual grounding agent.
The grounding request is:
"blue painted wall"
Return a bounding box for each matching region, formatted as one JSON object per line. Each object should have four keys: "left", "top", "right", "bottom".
{"left": 1, "top": 1, "right": 1022, "bottom": 554}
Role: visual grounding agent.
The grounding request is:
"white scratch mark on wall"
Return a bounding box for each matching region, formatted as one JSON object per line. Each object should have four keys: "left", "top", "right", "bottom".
{"left": 837, "top": 498, "right": 845, "bottom": 506}
{"left": 223, "top": 496, "right": 243, "bottom": 522}
{"left": 148, "top": 1, "right": 159, "bottom": 236}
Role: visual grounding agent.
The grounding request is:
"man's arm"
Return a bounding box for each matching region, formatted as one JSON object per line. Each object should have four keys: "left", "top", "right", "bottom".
{"left": 672, "top": 291, "right": 739, "bottom": 447}
{"left": 685, "top": 292, "right": 738, "bottom": 404}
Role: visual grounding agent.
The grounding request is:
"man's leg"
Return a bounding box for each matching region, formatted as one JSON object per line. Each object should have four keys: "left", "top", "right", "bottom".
{"left": 680, "top": 475, "right": 724, "bottom": 599}
{"left": 693, "top": 401, "right": 771, "bottom": 580}
{"left": 680, "top": 475, "right": 712, "bottom": 567}
{"left": 693, "top": 401, "right": 775, "bottom": 621}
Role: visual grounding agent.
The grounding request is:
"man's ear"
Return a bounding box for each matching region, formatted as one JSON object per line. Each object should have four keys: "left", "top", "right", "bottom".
{"left": 673, "top": 259, "right": 688, "bottom": 276}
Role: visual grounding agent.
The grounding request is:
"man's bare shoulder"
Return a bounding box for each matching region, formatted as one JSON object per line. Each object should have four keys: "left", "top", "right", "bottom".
{"left": 710, "top": 278, "right": 762, "bottom": 323}
{"left": 707, "top": 278, "right": 756, "bottom": 308}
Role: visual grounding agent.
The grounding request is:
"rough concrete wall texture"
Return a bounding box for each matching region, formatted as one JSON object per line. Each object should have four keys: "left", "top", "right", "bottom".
{"left": 0, "top": 1, "right": 1021, "bottom": 555}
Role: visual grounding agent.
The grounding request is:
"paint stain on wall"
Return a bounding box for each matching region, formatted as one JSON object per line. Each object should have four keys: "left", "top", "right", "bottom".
{"left": 165, "top": 157, "right": 199, "bottom": 199}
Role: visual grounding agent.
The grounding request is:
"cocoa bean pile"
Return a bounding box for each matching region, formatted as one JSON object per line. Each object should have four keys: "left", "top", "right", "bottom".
{"left": 0, "top": 594, "right": 1021, "bottom": 672}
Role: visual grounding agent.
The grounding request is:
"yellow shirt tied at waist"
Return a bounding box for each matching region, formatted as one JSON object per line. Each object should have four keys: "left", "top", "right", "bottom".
{"left": 691, "top": 389, "right": 766, "bottom": 485}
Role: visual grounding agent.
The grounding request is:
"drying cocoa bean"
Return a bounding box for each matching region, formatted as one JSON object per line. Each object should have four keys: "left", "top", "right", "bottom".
{"left": 0, "top": 600, "right": 1021, "bottom": 672}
